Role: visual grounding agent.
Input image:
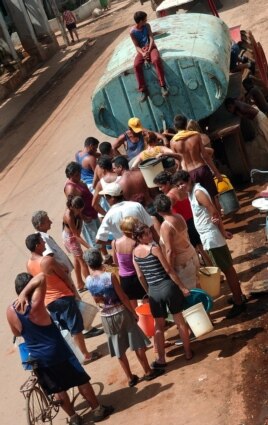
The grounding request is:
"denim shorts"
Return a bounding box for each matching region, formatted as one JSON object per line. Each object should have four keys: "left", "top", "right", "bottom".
{"left": 47, "top": 296, "right": 84, "bottom": 335}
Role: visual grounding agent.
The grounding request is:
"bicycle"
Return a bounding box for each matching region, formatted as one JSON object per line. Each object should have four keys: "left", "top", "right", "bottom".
{"left": 19, "top": 360, "right": 61, "bottom": 425}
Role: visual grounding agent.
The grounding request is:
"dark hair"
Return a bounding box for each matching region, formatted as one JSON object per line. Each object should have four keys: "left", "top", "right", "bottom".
{"left": 84, "top": 137, "right": 99, "bottom": 148}
{"left": 65, "top": 161, "right": 81, "bottom": 178}
{"left": 97, "top": 155, "right": 112, "bottom": 171}
{"left": 15, "top": 272, "right": 33, "bottom": 295}
{"left": 145, "top": 131, "right": 158, "bottom": 145}
{"left": 153, "top": 170, "right": 172, "bottom": 185}
{"left": 134, "top": 11, "right": 147, "bottom": 23}
{"left": 154, "top": 194, "right": 171, "bottom": 213}
{"left": 224, "top": 97, "right": 236, "bottom": 108}
{"left": 112, "top": 156, "right": 129, "bottom": 170}
{"left": 83, "top": 249, "right": 102, "bottom": 269}
{"left": 66, "top": 195, "right": 84, "bottom": 210}
{"left": 132, "top": 222, "right": 149, "bottom": 242}
{"left": 172, "top": 170, "right": 190, "bottom": 185}
{"left": 173, "top": 115, "right": 187, "bottom": 131}
{"left": 25, "top": 233, "right": 42, "bottom": 252}
{"left": 164, "top": 128, "right": 176, "bottom": 141}
{"left": 99, "top": 142, "right": 112, "bottom": 155}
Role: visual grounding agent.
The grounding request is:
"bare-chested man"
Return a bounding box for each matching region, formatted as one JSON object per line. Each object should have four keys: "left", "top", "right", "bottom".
{"left": 112, "top": 155, "right": 153, "bottom": 209}
{"left": 225, "top": 97, "right": 268, "bottom": 149}
{"left": 170, "top": 114, "right": 222, "bottom": 201}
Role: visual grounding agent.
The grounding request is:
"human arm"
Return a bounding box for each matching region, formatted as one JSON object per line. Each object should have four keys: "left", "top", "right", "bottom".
{"left": 12, "top": 273, "right": 47, "bottom": 316}
{"left": 199, "top": 137, "right": 222, "bottom": 181}
{"left": 41, "top": 256, "right": 80, "bottom": 297}
{"left": 63, "top": 210, "right": 90, "bottom": 249}
{"left": 152, "top": 245, "right": 190, "bottom": 296}
{"left": 112, "top": 134, "right": 126, "bottom": 157}
{"left": 195, "top": 189, "right": 230, "bottom": 239}
{"left": 157, "top": 146, "right": 182, "bottom": 160}
{"left": 92, "top": 181, "right": 107, "bottom": 216}
{"left": 111, "top": 273, "right": 138, "bottom": 319}
{"left": 111, "top": 240, "right": 119, "bottom": 266}
{"left": 160, "top": 223, "right": 175, "bottom": 268}
{"left": 130, "top": 153, "right": 142, "bottom": 169}
{"left": 132, "top": 255, "right": 149, "bottom": 292}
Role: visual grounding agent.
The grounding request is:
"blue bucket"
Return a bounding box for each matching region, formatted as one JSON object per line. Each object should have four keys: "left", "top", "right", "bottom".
{"left": 18, "top": 342, "right": 32, "bottom": 370}
{"left": 183, "top": 288, "right": 213, "bottom": 313}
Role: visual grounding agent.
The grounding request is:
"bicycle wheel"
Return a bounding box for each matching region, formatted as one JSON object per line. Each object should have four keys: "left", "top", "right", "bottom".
{"left": 26, "top": 386, "right": 52, "bottom": 425}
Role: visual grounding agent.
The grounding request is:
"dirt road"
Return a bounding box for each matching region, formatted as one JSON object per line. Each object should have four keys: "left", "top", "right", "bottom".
{"left": 1, "top": 1, "right": 268, "bottom": 424}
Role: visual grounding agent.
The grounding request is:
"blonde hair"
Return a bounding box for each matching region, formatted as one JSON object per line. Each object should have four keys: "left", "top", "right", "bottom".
{"left": 186, "top": 119, "right": 202, "bottom": 132}
{"left": 120, "top": 216, "right": 140, "bottom": 236}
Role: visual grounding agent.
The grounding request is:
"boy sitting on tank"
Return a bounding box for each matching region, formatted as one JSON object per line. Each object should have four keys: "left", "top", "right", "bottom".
{"left": 130, "top": 11, "right": 168, "bottom": 102}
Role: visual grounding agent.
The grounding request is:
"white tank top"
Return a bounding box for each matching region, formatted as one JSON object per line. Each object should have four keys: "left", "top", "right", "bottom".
{"left": 189, "top": 183, "right": 226, "bottom": 250}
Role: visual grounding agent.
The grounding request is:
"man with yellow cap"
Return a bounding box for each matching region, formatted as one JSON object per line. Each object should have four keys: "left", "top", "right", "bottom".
{"left": 112, "top": 117, "right": 168, "bottom": 163}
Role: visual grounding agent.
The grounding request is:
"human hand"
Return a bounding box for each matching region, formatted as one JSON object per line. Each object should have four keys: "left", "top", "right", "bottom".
{"left": 180, "top": 286, "right": 190, "bottom": 297}
{"left": 14, "top": 294, "right": 28, "bottom": 312}
{"left": 216, "top": 174, "right": 223, "bottom": 182}
{"left": 211, "top": 215, "right": 220, "bottom": 225}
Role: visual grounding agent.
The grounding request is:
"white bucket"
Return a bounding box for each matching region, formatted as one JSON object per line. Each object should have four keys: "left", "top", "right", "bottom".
{"left": 61, "top": 329, "right": 84, "bottom": 364}
{"left": 76, "top": 300, "right": 98, "bottom": 330}
{"left": 183, "top": 302, "right": 214, "bottom": 337}
{"left": 199, "top": 267, "right": 221, "bottom": 298}
{"left": 139, "top": 158, "right": 164, "bottom": 188}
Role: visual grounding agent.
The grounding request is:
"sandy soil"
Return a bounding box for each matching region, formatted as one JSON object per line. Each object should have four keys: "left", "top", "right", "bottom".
{"left": 1, "top": 1, "right": 268, "bottom": 424}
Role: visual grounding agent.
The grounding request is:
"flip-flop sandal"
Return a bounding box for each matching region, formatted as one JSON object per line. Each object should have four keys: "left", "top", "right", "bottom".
{"left": 144, "top": 368, "right": 165, "bottom": 381}
{"left": 83, "top": 351, "right": 101, "bottom": 365}
{"left": 128, "top": 374, "right": 139, "bottom": 387}
{"left": 151, "top": 360, "right": 167, "bottom": 369}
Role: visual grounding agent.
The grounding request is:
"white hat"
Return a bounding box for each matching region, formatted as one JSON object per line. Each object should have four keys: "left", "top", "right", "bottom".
{"left": 99, "top": 182, "right": 123, "bottom": 197}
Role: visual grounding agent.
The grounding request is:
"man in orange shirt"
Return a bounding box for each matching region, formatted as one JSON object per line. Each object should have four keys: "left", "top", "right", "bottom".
{"left": 25, "top": 233, "right": 99, "bottom": 365}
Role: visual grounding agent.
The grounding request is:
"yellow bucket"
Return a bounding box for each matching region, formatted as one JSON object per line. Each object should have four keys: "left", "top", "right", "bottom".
{"left": 199, "top": 267, "right": 221, "bottom": 298}
{"left": 214, "top": 175, "right": 234, "bottom": 193}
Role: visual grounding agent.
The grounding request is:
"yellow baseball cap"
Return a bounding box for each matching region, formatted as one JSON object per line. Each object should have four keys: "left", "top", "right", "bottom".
{"left": 128, "top": 117, "right": 143, "bottom": 133}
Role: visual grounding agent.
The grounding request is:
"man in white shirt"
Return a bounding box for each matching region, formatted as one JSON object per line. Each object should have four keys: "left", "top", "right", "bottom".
{"left": 95, "top": 182, "right": 157, "bottom": 243}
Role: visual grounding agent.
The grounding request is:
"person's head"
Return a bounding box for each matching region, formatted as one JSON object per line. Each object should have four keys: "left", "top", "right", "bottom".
{"left": 172, "top": 170, "right": 192, "bottom": 193}
{"left": 224, "top": 97, "right": 236, "bottom": 113}
{"left": 99, "top": 141, "right": 112, "bottom": 156}
{"left": 145, "top": 131, "right": 158, "bottom": 146}
{"left": 32, "top": 211, "right": 52, "bottom": 232}
{"left": 84, "top": 137, "right": 99, "bottom": 154}
{"left": 133, "top": 11, "right": 147, "bottom": 25}
{"left": 132, "top": 222, "right": 153, "bottom": 245}
{"left": 153, "top": 171, "right": 172, "bottom": 193}
{"left": 154, "top": 194, "right": 172, "bottom": 215}
{"left": 25, "top": 233, "right": 45, "bottom": 254}
{"left": 120, "top": 216, "right": 140, "bottom": 238}
{"left": 187, "top": 119, "right": 202, "bottom": 132}
{"left": 83, "top": 248, "right": 102, "bottom": 270}
{"left": 99, "top": 182, "right": 123, "bottom": 206}
{"left": 15, "top": 272, "right": 33, "bottom": 295}
{"left": 173, "top": 115, "right": 187, "bottom": 131}
{"left": 112, "top": 156, "right": 129, "bottom": 176}
{"left": 242, "top": 77, "right": 254, "bottom": 92}
{"left": 97, "top": 155, "right": 112, "bottom": 171}
{"left": 65, "top": 161, "right": 81, "bottom": 181}
{"left": 66, "top": 195, "right": 85, "bottom": 212}
{"left": 128, "top": 117, "right": 143, "bottom": 134}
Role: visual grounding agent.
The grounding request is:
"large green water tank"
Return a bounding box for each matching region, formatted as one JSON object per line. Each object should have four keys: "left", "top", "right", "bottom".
{"left": 92, "top": 13, "right": 231, "bottom": 137}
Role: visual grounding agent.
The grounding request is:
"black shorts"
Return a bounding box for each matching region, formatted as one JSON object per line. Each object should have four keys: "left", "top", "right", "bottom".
{"left": 66, "top": 22, "right": 76, "bottom": 31}
{"left": 47, "top": 296, "right": 84, "bottom": 335}
{"left": 120, "top": 274, "right": 146, "bottom": 300}
{"left": 186, "top": 217, "right": 201, "bottom": 247}
{"left": 148, "top": 279, "right": 185, "bottom": 318}
{"left": 35, "top": 355, "right": 89, "bottom": 395}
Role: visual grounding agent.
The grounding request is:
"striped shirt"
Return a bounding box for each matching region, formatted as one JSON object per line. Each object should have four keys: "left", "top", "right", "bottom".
{"left": 134, "top": 250, "right": 168, "bottom": 287}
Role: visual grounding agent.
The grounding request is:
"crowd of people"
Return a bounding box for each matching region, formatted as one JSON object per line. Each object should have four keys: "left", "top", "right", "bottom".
{"left": 7, "top": 110, "right": 249, "bottom": 425}
{"left": 7, "top": 11, "right": 268, "bottom": 424}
